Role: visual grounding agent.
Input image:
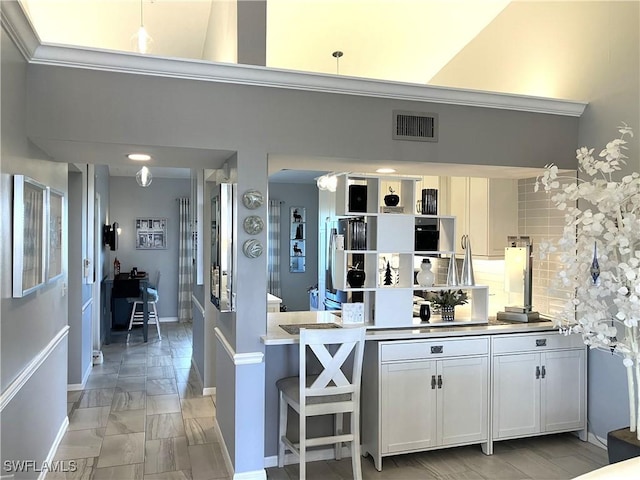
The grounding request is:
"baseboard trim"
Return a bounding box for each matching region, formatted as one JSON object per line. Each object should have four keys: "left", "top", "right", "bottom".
{"left": 233, "top": 470, "right": 266, "bottom": 480}
{"left": 212, "top": 416, "right": 266, "bottom": 480}
{"left": 68, "top": 362, "right": 92, "bottom": 391}
{"left": 588, "top": 432, "right": 608, "bottom": 450}
{"left": 38, "top": 416, "right": 70, "bottom": 480}
{"left": 159, "top": 316, "right": 179, "bottom": 323}
{"left": 203, "top": 387, "right": 216, "bottom": 396}
{"left": 263, "top": 446, "right": 352, "bottom": 468}
{"left": 1, "top": 326, "right": 70, "bottom": 412}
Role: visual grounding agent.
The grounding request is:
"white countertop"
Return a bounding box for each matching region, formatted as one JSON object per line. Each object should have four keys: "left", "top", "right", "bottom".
{"left": 262, "top": 310, "right": 558, "bottom": 345}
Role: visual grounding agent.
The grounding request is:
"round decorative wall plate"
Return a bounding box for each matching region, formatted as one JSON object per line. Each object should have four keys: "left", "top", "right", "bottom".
{"left": 243, "top": 215, "right": 264, "bottom": 235}
{"left": 242, "top": 190, "right": 264, "bottom": 210}
{"left": 243, "top": 239, "right": 263, "bottom": 258}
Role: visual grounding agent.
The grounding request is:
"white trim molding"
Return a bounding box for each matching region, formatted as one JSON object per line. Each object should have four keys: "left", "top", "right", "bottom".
{"left": 68, "top": 361, "right": 92, "bottom": 391}
{"left": 213, "top": 417, "right": 266, "bottom": 480}
{"left": 38, "top": 417, "right": 70, "bottom": 480}
{"left": 214, "top": 327, "right": 264, "bottom": 366}
{"left": 81, "top": 298, "right": 92, "bottom": 313}
{"left": 233, "top": 470, "right": 267, "bottom": 480}
{"left": 1, "top": 1, "right": 587, "bottom": 118}
{"left": 192, "top": 294, "right": 205, "bottom": 316}
{"left": 1, "top": 326, "right": 70, "bottom": 412}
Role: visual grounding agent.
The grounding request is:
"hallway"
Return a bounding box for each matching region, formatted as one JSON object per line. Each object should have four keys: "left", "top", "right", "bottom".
{"left": 52, "top": 323, "right": 230, "bottom": 480}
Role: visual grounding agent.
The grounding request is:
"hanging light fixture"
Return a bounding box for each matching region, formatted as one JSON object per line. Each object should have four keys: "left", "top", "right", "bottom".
{"left": 136, "top": 166, "right": 153, "bottom": 187}
{"left": 131, "top": 0, "right": 154, "bottom": 54}
{"left": 316, "top": 173, "right": 339, "bottom": 192}
{"left": 332, "top": 51, "right": 343, "bottom": 75}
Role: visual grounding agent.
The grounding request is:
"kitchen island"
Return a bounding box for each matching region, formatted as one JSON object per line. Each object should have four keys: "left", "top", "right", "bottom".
{"left": 262, "top": 310, "right": 587, "bottom": 470}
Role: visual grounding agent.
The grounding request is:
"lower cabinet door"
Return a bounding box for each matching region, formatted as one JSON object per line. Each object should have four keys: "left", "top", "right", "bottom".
{"left": 493, "top": 353, "right": 541, "bottom": 439}
{"left": 542, "top": 349, "right": 586, "bottom": 433}
{"left": 438, "top": 356, "right": 488, "bottom": 446}
{"left": 381, "top": 360, "right": 436, "bottom": 454}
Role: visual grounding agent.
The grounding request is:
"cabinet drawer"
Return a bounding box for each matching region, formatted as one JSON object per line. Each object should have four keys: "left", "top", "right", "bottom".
{"left": 492, "top": 333, "right": 584, "bottom": 354}
{"left": 381, "top": 338, "right": 488, "bottom": 362}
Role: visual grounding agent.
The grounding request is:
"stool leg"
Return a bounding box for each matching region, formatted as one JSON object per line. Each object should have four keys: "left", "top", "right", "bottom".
{"left": 299, "top": 413, "right": 306, "bottom": 480}
{"left": 334, "top": 413, "right": 343, "bottom": 460}
{"left": 128, "top": 302, "right": 138, "bottom": 331}
{"left": 277, "top": 392, "right": 287, "bottom": 468}
{"left": 351, "top": 411, "right": 362, "bottom": 480}
{"left": 152, "top": 302, "right": 161, "bottom": 339}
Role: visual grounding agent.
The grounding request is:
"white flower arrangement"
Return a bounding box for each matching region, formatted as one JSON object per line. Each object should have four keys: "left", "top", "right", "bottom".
{"left": 535, "top": 123, "right": 640, "bottom": 439}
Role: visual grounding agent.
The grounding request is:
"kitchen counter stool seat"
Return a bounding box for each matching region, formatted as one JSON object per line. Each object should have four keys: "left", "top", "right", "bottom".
{"left": 276, "top": 326, "right": 366, "bottom": 480}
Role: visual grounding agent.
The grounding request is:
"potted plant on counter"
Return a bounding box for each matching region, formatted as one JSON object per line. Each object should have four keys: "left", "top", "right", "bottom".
{"left": 535, "top": 123, "right": 640, "bottom": 461}
{"left": 426, "top": 289, "right": 468, "bottom": 322}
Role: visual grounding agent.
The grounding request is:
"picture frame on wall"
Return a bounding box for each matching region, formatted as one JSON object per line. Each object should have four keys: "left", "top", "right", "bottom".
{"left": 13, "top": 175, "right": 47, "bottom": 297}
{"left": 135, "top": 217, "right": 167, "bottom": 249}
{"left": 47, "top": 187, "right": 64, "bottom": 281}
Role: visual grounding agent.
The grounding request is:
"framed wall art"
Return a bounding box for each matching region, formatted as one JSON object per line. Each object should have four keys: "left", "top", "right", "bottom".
{"left": 289, "top": 206, "right": 306, "bottom": 273}
{"left": 13, "top": 175, "right": 47, "bottom": 297}
{"left": 47, "top": 187, "right": 64, "bottom": 281}
{"left": 135, "top": 217, "right": 167, "bottom": 250}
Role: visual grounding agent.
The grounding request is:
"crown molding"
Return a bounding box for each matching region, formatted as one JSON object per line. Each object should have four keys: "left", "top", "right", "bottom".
{"left": 3, "top": 0, "right": 587, "bottom": 118}
{"left": 1, "top": 0, "right": 40, "bottom": 60}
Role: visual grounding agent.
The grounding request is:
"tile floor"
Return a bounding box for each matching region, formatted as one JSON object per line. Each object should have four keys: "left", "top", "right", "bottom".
{"left": 53, "top": 322, "right": 230, "bottom": 480}
{"left": 53, "top": 323, "right": 609, "bottom": 480}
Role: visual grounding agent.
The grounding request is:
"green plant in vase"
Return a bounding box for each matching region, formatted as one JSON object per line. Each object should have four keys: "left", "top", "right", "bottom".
{"left": 426, "top": 289, "right": 468, "bottom": 321}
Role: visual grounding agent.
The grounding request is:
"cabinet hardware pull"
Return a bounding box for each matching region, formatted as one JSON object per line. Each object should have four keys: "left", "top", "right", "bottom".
{"left": 541, "top": 366, "right": 546, "bottom": 379}
{"left": 536, "top": 339, "right": 547, "bottom": 347}
{"left": 431, "top": 346, "right": 443, "bottom": 354}
{"left": 536, "top": 366, "right": 541, "bottom": 379}
{"left": 431, "top": 375, "right": 436, "bottom": 389}
{"left": 437, "top": 375, "right": 443, "bottom": 388}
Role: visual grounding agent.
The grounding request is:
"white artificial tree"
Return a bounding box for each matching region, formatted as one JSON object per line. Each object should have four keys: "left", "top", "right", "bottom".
{"left": 536, "top": 123, "right": 640, "bottom": 439}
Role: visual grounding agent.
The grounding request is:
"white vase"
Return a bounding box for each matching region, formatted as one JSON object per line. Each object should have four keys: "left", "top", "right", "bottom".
{"left": 416, "top": 259, "right": 435, "bottom": 287}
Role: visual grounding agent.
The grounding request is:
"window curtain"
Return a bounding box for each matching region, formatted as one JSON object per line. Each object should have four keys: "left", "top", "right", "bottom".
{"left": 268, "top": 200, "right": 282, "bottom": 298}
{"left": 177, "top": 197, "right": 193, "bottom": 322}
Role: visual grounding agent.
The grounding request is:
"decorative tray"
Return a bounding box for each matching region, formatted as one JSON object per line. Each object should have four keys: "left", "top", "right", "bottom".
{"left": 279, "top": 323, "right": 342, "bottom": 335}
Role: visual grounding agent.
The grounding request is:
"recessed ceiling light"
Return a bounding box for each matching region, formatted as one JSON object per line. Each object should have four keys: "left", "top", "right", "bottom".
{"left": 376, "top": 168, "right": 396, "bottom": 174}
{"left": 127, "top": 153, "right": 151, "bottom": 161}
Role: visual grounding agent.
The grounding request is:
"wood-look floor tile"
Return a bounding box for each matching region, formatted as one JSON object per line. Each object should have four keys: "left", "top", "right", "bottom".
{"left": 121, "top": 354, "right": 147, "bottom": 365}
{"left": 454, "top": 450, "right": 530, "bottom": 480}
{"left": 111, "top": 391, "right": 146, "bottom": 411}
{"left": 147, "top": 394, "right": 182, "bottom": 415}
{"left": 171, "top": 348, "right": 192, "bottom": 358}
{"left": 184, "top": 417, "right": 219, "bottom": 445}
{"left": 413, "top": 447, "right": 470, "bottom": 476}
{"left": 548, "top": 454, "right": 605, "bottom": 478}
{"left": 85, "top": 374, "right": 118, "bottom": 390}
{"left": 174, "top": 368, "right": 198, "bottom": 383}
{"left": 148, "top": 356, "right": 174, "bottom": 367}
{"left": 147, "top": 366, "right": 175, "bottom": 380}
{"left": 180, "top": 397, "right": 215, "bottom": 419}
{"left": 45, "top": 457, "right": 95, "bottom": 480}
{"left": 106, "top": 409, "right": 146, "bottom": 435}
{"left": 68, "top": 406, "right": 111, "bottom": 431}
{"left": 146, "top": 413, "right": 186, "bottom": 439}
{"left": 187, "top": 443, "right": 229, "bottom": 480}
{"left": 147, "top": 379, "right": 178, "bottom": 396}
{"left": 96, "top": 432, "right": 145, "bottom": 468}
{"left": 172, "top": 357, "right": 192, "bottom": 369}
{"left": 54, "top": 429, "right": 105, "bottom": 460}
{"left": 116, "top": 375, "right": 147, "bottom": 393}
{"left": 92, "top": 463, "right": 144, "bottom": 480}
{"left": 67, "top": 402, "right": 76, "bottom": 415}
{"left": 67, "top": 390, "right": 83, "bottom": 403}
{"left": 79, "top": 388, "right": 115, "bottom": 408}
{"left": 145, "top": 437, "right": 191, "bottom": 474}
{"left": 147, "top": 346, "right": 173, "bottom": 357}
{"left": 176, "top": 382, "right": 203, "bottom": 399}
{"left": 499, "top": 448, "right": 576, "bottom": 479}
{"left": 144, "top": 470, "right": 193, "bottom": 480}
{"left": 119, "top": 364, "right": 147, "bottom": 377}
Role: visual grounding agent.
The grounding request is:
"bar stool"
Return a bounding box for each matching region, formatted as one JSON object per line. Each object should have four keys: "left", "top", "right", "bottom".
{"left": 128, "top": 272, "right": 161, "bottom": 339}
{"left": 276, "top": 326, "right": 366, "bottom": 479}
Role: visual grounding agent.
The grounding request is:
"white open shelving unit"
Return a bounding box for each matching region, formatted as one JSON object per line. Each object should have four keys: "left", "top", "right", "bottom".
{"left": 333, "top": 173, "right": 489, "bottom": 328}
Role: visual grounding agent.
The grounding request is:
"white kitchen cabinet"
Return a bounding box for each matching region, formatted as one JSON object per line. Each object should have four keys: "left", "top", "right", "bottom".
{"left": 363, "top": 337, "right": 489, "bottom": 471}
{"left": 449, "top": 177, "right": 518, "bottom": 258}
{"left": 492, "top": 333, "right": 586, "bottom": 441}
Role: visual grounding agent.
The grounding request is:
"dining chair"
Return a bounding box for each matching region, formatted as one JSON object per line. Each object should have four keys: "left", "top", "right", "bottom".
{"left": 128, "top": 272, "right": 161, "bottom": 339}
{"left": 276, "top": 326, "right": 366, "bottom": 479}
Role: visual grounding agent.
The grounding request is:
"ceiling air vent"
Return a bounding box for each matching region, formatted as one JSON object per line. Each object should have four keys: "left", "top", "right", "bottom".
{"left": 393, "top": 111, "right": 438, "bottom": 142}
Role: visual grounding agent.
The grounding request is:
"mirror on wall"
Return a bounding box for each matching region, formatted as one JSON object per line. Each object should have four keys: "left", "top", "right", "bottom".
{"left": 210, "top": 183, "right": 236, "bottom": 312}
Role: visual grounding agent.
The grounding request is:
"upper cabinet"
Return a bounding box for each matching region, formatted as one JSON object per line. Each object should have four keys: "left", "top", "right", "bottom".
{"left": 449, "top": 177, "right": 518, "bottom": 259}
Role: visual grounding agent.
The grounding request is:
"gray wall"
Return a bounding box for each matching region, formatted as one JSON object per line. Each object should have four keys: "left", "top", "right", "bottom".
{"left": 268, "top": 182, "right": 319, "bottom": 311}
{"left": 1, "top": 29, "right": 69, "bottom": 476}
{"left": 109, "top": 176, "right": 191, "bottom": 319}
